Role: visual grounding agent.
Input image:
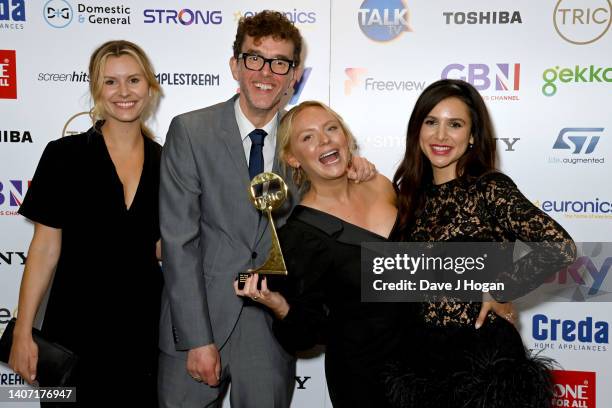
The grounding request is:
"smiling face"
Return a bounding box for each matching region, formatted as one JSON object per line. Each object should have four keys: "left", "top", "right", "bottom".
{"left": 99, "top": 54, "right": 150, "bottom": 125}
{"left": 285, "top": 106, "right": 351, "bottom": 184}
{"left": 230, "top": 35, "right": 299, "bottom": 126}
{"left": 419, "top": 97, "right": 474, "bottom": 184}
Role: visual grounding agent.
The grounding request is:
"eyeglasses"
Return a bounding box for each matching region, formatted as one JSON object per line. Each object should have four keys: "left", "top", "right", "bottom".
{"left": 238, "top": 52, "right": 295, "bottom": 75}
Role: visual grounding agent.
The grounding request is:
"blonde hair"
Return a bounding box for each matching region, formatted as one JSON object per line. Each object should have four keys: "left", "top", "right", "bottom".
{"left": 277, "top": 100, "right": 357, "bottom": 188}
{"left": 88, "top": 40, "right": 162, "bottom": 138}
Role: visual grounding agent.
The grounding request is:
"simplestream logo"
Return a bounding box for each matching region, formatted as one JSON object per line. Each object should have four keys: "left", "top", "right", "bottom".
{"left": 0, "top": 0, "right": 26, "bottom": 29}
{"left": 554, "top": 0, "right": 611, "bottom": 45}
{"left": 441, "top": 63, "right": 520, "bottom": 101}
{"left": 358, "top": 0, "right": 413, "bottom": 42}
{"left": 542, "top": 65, "right": 612, "bottom": 96}
{"left": 532, "top": 315, "right": 609, "bottom": 352}
{"left": 548, "top": 127, "right": 605, "bottom": 165}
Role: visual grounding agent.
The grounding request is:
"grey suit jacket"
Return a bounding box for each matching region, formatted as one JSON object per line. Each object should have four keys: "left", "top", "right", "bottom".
{"left": 159, "top": 95, "right": 298, "bottom": 355}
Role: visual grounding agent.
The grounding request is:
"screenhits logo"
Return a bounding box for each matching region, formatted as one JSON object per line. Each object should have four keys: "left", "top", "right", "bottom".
{"left": 548, "top": 127, "right": 605, "bottom": 165}
{"left": 0, "top": 0, "right": 26, "bottom": 29}
{"left": 551, "top": 370, "right": 596, "bottom": 408}
{"left": 358, "top": 0, "right": 413, "bottom": 42}
{"left": 441, "top": 63, "right": 520, "bottom": 101}
{"left": 554, "top": 0, "right": 611, "bottom": 45}
{"left": 0, "top": 50, "right": 17, "bottom": 99}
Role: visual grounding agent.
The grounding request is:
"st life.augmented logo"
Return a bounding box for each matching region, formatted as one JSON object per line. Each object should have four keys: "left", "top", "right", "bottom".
{"left": 0, "top": 0, "right": 26, "bottom": 29}
{"left": 554, "top": 0, "right": 611, "bottom": 45}
{"left": 0, "top": 50, "right": 17, "bottom": 99}
{"left": 43, "top": 0, "right": 73, "bottom": 28}
{"left": 441, "top": 63, "right": 520, "bottom": 101}
{"left": 549, "top": 127, "right": 605, "bottom": 165}
{"left": 143, "top": 8, "right": 222, "bottom": 25}
{"left": 358, "top": 0, "right": 413, "bottom": 42}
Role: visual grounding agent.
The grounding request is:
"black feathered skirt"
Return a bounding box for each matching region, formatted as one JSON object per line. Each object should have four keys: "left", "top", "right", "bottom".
{"left": 385, "top": 317, "right": 555, "bottom": 408}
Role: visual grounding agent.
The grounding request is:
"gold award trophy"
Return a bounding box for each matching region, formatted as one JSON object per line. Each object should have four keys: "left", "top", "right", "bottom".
{"left": 238, "top": 172, "right": 288, "bottom": 289}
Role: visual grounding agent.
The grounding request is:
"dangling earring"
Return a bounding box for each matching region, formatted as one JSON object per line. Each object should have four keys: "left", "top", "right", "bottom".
{"left": 468, "top": 143, "right": 473, "bottom": 149}
{"left": 292, "top": 165, "right": 303, "bottom": 186}
{"left": 148, "top": 88, "right": 152, "bottom": 97}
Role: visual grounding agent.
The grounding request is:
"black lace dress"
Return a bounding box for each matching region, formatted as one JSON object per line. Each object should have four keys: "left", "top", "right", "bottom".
{"left": 387, "top": 172, "right": 575, "bottom": 408}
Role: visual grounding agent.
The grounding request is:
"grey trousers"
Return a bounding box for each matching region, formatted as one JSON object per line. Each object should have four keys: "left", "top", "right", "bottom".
{"left": 158, "top": 305, "right": 296, "bottom": 408}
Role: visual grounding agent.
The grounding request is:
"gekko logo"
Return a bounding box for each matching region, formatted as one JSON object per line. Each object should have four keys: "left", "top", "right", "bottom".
{"left": 551, "top": 370, "right": 596, "bottom": 408}
{"left": 288, "top": 67, "right": 312, "bottom": 105}
{"left": 441, "top": 63, "right": 520, "bottom": 101}
{"left": 358, "top": 0, "right": 413, "bottom": 42}
{"left": 1, "top": 130, "right": 32, "bottom": 143}
{"left": 0, "top": 0, "right": 26, "bottom": 29}
{"left": 234, "top": 9, "right": 316, "bottom": 24}
{"left": 43, "top": 0, "right": 73, "bottom": 28}
{"left": 344, "top": 67, "right": 426, "bottom": 95}
{"left": 554, "top": 0, "right": 611, "bottom": 45}
{"left": 542, "top": 65, "right": 612, "bottom": 96}
{"left": 0, "top": 50, "right": 17, "bottom": 99}
{"left": 532, "top": 315, "right": 609, "bottom": 353}
{"left": 143, "top": 9, "right": 222, "bottom": 25}
{"left": 443, "top": 10, "right": 522, "bottom": 25}
{"left": 548, "top": 127, "right": 605, "bottom": 165}
{"left": 0, "top": 180, "right": 30, "bottom": 215}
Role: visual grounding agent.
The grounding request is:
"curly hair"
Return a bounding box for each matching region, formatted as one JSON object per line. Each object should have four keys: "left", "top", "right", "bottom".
{"left": 233, "top": 10, "right": 303, "bottom": 66}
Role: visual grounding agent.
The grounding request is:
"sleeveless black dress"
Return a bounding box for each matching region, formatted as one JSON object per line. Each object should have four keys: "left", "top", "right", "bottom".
{"left": 273, "top": 205, "right": 408, "bottom": 408}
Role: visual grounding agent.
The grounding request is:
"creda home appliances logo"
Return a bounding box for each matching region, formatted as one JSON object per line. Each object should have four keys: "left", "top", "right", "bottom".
{"left": 554, "top": 0, "right": 611, "bottom": 45}
{"left": 532, "top": 314, "right": 609, "bottom": 352}
{"left": 358, "top": 0, "right": 413, "bottom": 42}
{"left": 0, "top": 0, "right": 26, "bottom": 29}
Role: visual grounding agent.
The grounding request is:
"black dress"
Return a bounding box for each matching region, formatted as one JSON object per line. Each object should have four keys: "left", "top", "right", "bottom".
{"left": 387, "top": 172, "right": 575, "bottom": 408}
{"left": 274, "top": 205, "right": 407, "bottom": 408}
{"left": 18, "top": 124, "right": 162, "bottom": 406}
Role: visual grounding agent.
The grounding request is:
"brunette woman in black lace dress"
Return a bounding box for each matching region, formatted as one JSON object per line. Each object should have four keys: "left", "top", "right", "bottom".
{"left": 388, "top": 79, "right": 576, "bottom": 408}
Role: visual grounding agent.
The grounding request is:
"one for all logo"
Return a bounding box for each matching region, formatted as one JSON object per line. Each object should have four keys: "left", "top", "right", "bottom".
{"left": 0, "top": 50, "right": 17, "bottom": 99}
{"left": 358, "top": 0, "right": 413, "bottom": 42}
{"left": 551, "top": 370, "right": 596, "bottom": 408}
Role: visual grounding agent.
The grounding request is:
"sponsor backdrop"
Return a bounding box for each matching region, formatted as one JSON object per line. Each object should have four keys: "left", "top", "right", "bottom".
{"left": 1, "top": 0, "right": 610, "bottom": 406}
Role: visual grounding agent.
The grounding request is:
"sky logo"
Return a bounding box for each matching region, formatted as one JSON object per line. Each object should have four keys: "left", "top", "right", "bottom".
{"left": 358, "top": 0, "right": 413, "bottom": 42}
{"left": 552, "top": 127, "right": 603, "bottom": 154}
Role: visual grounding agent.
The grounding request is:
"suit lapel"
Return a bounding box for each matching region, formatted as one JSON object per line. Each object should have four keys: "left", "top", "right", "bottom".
{"left": 219, "top": 95, "right": 251, "bottom": 195}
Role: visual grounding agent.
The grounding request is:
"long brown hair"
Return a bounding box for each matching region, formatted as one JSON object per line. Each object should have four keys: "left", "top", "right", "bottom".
{"left": 393, "top": 79, "right": 496, "bottom": 238}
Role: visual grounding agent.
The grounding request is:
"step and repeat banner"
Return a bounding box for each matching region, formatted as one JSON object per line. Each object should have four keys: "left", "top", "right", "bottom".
{"left": 1, "top": 0, "right": 610, "bottom": 406}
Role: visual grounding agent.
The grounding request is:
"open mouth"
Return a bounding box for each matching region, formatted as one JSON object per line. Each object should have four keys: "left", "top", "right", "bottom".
{"left": 114, "top": 101, "right": 137, "bottom": 109}
{"left": 319, "top": 149, "right": 340, "bottom": 165}
{"left": 430, "top": 144, "right": 452, "bottom": 155}
{"left": 254, "top": 82, "right": 273, "bottom": 91}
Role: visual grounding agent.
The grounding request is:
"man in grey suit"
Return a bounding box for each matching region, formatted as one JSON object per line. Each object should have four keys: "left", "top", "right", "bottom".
{"left": 159, "top": 10, "right": 374, "bottom": 407}
{"left": 158, "top": 11, "right": 303, "bottom": 407}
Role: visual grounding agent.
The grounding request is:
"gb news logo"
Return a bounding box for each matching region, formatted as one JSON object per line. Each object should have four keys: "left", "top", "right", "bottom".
{"left": 441, "top": 63, "right": 520, "bottom": 102}
{"left": 548, "top": 127, "right": 605, "bottom": 165}
{"left": 0, "top": 179, "right": 30, "bottom": 215}
{"left": 358, "top": 0, "right": 413, "bottom": 42}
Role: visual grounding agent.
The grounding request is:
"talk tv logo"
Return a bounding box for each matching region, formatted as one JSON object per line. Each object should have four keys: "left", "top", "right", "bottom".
{"left": 554, "top": 0, "right": 611, "bottom": 45}
{"left": 0, "top": 50, "right": 17, "bottom": 99}
{"left": 358, "top": 0, "right": 413, "bottom": 42}
{"left": 551, "top": 370, "right": 596, "bottom": 408}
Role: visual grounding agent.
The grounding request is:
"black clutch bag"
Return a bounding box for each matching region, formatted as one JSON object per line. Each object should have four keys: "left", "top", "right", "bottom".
{"left": 0, "top": 318, "right": 78, "bottom": 386}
